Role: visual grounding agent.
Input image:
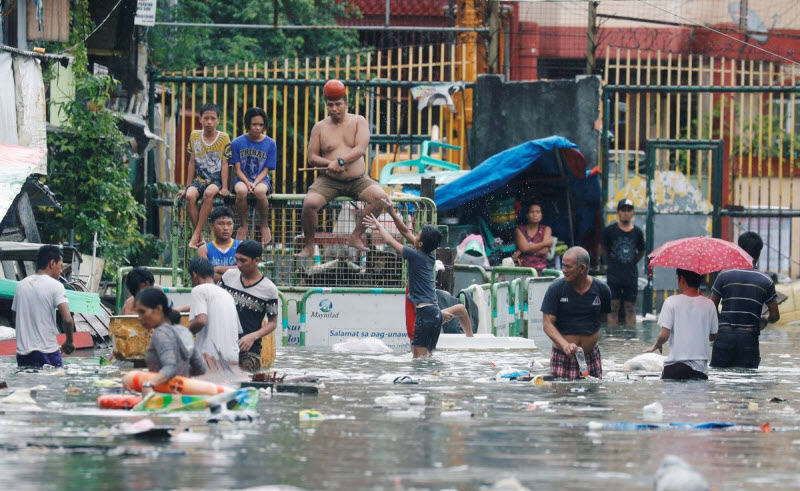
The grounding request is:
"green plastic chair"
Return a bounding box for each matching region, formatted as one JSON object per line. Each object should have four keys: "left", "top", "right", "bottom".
{"left": 477, "top": 216, "right": 517, "bottom": 260}
{"left": 378, "top": 140, "right": 461, "bottom": 185}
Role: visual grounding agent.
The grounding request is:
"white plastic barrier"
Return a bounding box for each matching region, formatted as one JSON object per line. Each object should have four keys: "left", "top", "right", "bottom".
{"left": 301, "top": 290, "right": 409, "bottom": 349}
{"left": 523, "top": 277, "right": 558, "bottom": 350}
{"left": 461, "top": 284, "right": 492, "bottom": 334}
{"left": 491, "top": 281, "right": 513, "bottom": 337}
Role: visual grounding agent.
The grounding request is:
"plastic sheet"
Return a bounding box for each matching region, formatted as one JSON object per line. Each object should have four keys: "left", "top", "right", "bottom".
{"left": 0, "top": 52, "right": 18, "bottom": 145}
{"left": 12, "top": 56, "right": 47, "bottom": 174}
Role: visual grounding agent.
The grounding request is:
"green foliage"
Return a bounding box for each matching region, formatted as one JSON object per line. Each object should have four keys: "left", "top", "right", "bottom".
{"left": 148, "top": 0, "right": 361, "bottom": 71}
{"left": 43, "top": 71, "right": 159, "bottom": 276}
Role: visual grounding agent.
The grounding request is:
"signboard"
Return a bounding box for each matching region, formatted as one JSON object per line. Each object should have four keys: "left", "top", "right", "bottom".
{"left": 134, "top": 0, "right": 157, "bottom": 27}
{"left": 303, "top": 293, "right": 408, "bottom": 349}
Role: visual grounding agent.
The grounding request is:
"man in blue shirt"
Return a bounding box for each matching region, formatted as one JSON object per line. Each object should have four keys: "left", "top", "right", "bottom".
{"left": 710, "top": 232, "right": 780, "bottom": 369}
{"left": 230, "top": 107, "right": 277, "bottom": 245}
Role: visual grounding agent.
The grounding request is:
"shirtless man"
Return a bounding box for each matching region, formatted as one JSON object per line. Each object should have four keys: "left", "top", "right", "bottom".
{"left": 296, "top": 79, "right": 388, "bottom": 258}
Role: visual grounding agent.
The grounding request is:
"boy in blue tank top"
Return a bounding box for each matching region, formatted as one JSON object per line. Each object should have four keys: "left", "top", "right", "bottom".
{"left": 197, "top": 206, "right": 241, "bottom": 282}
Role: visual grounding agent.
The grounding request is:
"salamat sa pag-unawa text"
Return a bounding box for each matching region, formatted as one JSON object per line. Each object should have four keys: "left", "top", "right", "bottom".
{"left": 303, "top": 295, "right": 410, "bottom": 349}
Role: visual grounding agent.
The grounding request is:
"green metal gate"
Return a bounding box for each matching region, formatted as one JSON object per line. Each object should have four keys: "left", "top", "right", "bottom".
{"left": 641, "top": 139, "right": 724, "bottom": 314}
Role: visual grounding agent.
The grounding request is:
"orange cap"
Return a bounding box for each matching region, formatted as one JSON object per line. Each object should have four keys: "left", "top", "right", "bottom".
{"left": 323, "top": 79, "right": 346, "bottom": 99}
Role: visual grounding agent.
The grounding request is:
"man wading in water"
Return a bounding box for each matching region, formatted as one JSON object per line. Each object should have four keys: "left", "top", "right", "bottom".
{"left": 541, "top": 247, "right": 611, "bottom": 379}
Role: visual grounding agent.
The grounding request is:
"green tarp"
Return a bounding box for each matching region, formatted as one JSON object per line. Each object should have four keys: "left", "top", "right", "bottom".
{"left": 0, "top": 278, "right": 106, "bottom": 316}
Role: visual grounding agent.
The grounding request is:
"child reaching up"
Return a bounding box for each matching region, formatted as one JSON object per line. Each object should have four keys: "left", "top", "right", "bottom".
{"left": 364, "top": 199, "right": 472, "bottom": 358}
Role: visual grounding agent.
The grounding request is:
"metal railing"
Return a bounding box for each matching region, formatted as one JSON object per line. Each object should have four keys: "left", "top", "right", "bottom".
{"left": 171, "top": 194, "right": 437, "bottom": 289}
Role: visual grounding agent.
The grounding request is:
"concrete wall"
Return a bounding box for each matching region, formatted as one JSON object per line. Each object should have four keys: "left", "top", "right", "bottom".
{"left": 470, "top": 75, "right": 600, "bottom": 168}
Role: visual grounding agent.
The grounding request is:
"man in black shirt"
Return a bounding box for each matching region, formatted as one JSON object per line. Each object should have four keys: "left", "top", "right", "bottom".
{"left": 710, "top": 232, "right": 780, "bottom": 369}
{"left": 541, "top": 247, "right": 612, "bottom": 379}
{"left": 600, "top": 198, "right": 645, "bottom": 325}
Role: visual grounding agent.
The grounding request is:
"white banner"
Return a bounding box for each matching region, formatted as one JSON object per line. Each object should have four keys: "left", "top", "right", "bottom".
{"left": 134, "top": 0, "right": 157, "bottom": 27}
{"left": 303, "top": 293, "right": 408, "bottom": 349}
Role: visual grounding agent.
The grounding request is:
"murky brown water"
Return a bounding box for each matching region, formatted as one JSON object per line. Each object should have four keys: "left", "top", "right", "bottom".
{"left": 0, "top": 322, "right": 799, "bottom": 490}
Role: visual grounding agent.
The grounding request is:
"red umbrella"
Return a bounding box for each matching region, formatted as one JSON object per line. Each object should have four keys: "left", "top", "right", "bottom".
{"left": 647, "top": 236, "right": 754, "bottom": 275}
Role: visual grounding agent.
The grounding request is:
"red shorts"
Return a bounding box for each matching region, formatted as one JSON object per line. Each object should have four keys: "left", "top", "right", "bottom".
{"left": 550, "top": 346, "right": 602, "bottom": 379}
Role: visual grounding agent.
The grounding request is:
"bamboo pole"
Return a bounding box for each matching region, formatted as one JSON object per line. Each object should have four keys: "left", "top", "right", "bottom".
{"left": 614, "top": 48, "right": 621, "bottom": 190}
{"left": 623, "top": 49, "right": 631, "bottom": 188}
{"left": 222, "top": 65, "right": 228, "bottom": 134}
{"left": 232, "top": 63, "right": 239, "bottom": 138}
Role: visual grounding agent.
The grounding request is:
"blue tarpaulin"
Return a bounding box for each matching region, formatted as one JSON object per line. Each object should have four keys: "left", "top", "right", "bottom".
{"left": 434, "top": 136, "right": 601, "bottom": 249}
{"left": 435, "top": 136, "right": 586, "bottom": 210}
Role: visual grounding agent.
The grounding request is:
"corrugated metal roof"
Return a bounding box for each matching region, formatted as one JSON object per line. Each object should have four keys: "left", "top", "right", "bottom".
{"left": 0, "top": 144, "right": 47, "bottom": 224}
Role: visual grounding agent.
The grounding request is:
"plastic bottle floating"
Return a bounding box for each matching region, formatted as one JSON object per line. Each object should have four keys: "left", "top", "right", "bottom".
{"left": 575, "top": 347, "right": 589, "bottom": 378}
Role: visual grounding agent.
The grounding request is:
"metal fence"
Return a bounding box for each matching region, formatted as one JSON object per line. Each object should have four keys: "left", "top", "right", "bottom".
{"left": 170, "top": 195, "right": 436, "bottom": 289}
{"left": 601, "top": 48, "right": 800, "bottom": 283}
{"left": 149, "top": 42, "right": 476, "bottom": 199}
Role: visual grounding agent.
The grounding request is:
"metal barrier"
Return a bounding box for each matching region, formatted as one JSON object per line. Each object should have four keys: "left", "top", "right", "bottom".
{"left": 453, "top": 264, "right": 489, "bottom": 295}
{"left": 298, "top": 287, "right": 406, "bottom": 348}
{"left": 490, "top": 280, "right": 513, "bottom": 336}
{"left": 171, "top": 194, "right": 437, "bottom": 289}
{"left": 518, "top": 270, "right": 563, "bottom": 346}
{"left": 489, "top": 266, "right": 538, "bottom": 285}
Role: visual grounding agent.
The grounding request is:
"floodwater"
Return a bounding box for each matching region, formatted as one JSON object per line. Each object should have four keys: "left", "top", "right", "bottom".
{"left": 1, "top": 322, "right": 799, "bottom": 490}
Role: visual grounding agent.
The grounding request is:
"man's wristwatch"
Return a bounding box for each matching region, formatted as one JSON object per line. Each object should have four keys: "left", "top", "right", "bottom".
{"left": 142, "top": 381, "right": 153, "bottom": 389}
{"left": 337, "top": 158, "right": 345, "bottom": 167}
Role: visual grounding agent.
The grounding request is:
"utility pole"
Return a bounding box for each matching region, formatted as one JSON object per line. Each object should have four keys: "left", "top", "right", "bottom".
{"left": 586, "top": 0, "right": 598, "bottom": 75}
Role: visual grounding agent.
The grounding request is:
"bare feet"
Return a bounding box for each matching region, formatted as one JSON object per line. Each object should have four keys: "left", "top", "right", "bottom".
{"left": 260, "top": 225, "right": 272, "bottom": 246}
{"left": 346, "top": 234, "right": 370, "bottom": 252}
{"left": 295, "top": 244, "right": 315, "bottom": 258}
{"left": 188, "top": 235, "right": 205, "bottom": 249}
{"left": 236, "top": 225, "right": 249, "bottom": 241}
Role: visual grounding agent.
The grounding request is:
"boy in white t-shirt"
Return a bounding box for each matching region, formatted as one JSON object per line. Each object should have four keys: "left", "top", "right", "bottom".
{"left": 187, "top": 257, "right": 242, "bottom": 367}
{"left": 645, "top": 268, "right": 718, "bottom": 380}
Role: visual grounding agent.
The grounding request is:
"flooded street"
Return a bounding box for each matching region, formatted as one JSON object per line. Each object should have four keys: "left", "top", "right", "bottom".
{"left": 1, "top": 322, "right": 799, "bottom": 490}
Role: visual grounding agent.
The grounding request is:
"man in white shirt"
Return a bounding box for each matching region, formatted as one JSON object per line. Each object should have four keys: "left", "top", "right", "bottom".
{"left": 645, "top": 268, "right": 718, "bottom": 380}
{"left": 12, "top": 245, "right": 74, "bottom": 368}
{"left": 187, "top": 257, "right": 241, "bottom": 368}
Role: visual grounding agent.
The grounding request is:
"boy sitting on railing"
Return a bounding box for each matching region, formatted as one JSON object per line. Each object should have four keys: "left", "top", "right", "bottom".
{"left": 175, "top": 103, "right": 232, "bottom": 249}
{"left": 230, "top": 107, "right": 276, "bottom": 245}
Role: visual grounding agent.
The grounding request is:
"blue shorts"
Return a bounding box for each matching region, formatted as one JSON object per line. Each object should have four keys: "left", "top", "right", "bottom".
{"left": 189, "top": 178, "right": 222, "bottom": 196}
{"left": 234, "top": 178, "right": 272, "bottom": 194}
{"left": 17, "top": 350, "right": 63, "bottom": 368}
{"left": 412, "top": 305, "right": 442, "bottom": 351}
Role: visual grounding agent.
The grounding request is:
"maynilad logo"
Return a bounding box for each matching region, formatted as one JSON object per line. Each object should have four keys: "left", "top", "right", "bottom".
{"left": 319, "top": 299, "right": 333, "bottom": 313}
{"left": 311, "top": 298, "right": 339, "bottom": 319}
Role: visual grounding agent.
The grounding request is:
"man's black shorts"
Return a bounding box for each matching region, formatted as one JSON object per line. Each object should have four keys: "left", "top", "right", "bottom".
{"left": 710, "top": 328, "right": 760, "bottom": 369}
{"left": 606, "top": 276, "right": 638, "bottom": 303}
{"left": 412, "top": 304, "right": 442, "bottom": 351}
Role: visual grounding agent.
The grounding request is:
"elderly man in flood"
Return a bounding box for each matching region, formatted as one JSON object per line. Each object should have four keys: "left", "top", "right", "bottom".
{"left": 540, "top": 246, "right": 612, "bottom": 379}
